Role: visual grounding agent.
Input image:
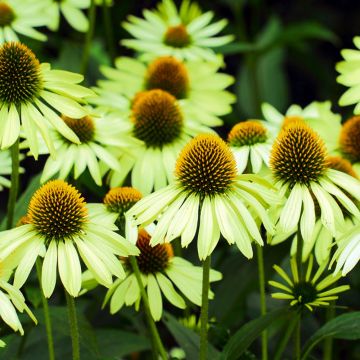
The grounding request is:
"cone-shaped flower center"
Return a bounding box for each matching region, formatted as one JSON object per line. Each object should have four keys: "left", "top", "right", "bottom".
{"left": 340, "top": 116, "right": 360, "bottom": 162}
{"left": 133, "top": 230, "right": 173, "bottom": 274}
{"left": 62, "top": 115, "right": 95, "bottom": 143}
{"left": 176, "top": 134, "right": 237, "bottom": 197}
{"left": 270, "top": 122, "right": 327, "bottom": 187}
{"left": 164, "top": 25, "right": 191, "bottom": 48}
{"left": 228, "top": 121, "right": 268, "bottom": 147}
{"left": 104, "top": 187, "right": 142, "bottom": 215}
{"left": 132, "top": 89, "right": 183, "bottom": 148}
{"left": 27, "top": 180, "right": 87, "bottom": 242}
{"left": 0, "top": 3, "right": 15, "bottom": 26}
{"left": 0, "top": 42, "right": 42, "bottom": 105}
{"left": 327, "top": 156, "right": 357, "bottom": 178}
{"left": 145, "top": 57, "right": 189, "bottom": 99}
{"left": 292, "top": 281, "right": 317, "bottom": 305}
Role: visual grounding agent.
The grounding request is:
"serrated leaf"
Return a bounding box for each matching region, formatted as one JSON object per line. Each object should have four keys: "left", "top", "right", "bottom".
{"left": 220, "top": 307, "right": 291, "bottom": 360}
{"left": 301, "top": 312, "right": 360, "bottom": 360}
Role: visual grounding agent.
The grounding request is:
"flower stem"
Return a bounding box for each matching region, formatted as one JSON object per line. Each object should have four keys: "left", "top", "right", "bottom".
{"left": 65, "top": 290, "right": 80, "bottom": 360}
{"left": 323, "top": 303, "right": 336, "bottom": 360}
{"left": 199, "top": 255, "right": 211, "bottom": 360}
{"left": 102, "top": 0, "right": 115, "bottom": 65}
{"left": 81, "top": 0, "right": 96, "bottom": 76}
{"left": 129, "top": 256, "right": 167, "bottom": 360}
{"left": 36, "top": 259, "right": 55, "bottom": 360}
{"left": 294, "top": 226, "right": 303, "bottom": 359}
{"left": 256, "top": 245, "right": 268, "bottom": 360}
{"left": 6, "top": 138, "right": 19, "bottom": 229}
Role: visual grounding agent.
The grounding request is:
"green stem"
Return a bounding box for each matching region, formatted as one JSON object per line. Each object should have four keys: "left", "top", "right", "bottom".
{"left": 274, "top": 312, "right": 299, "bottom": 360}
{"left": 295, "top": 317, "right": 301, "bottom": 360}
{"left": 199, "top": 256, "right": 211, "bottom": 360}
{"left": 6, "top": 139, "right": 19, "bottom": 229}
{"left": 81, "top": 0, "right": 96, "bottom": 76}
{"left": 294, "top": 226, "right": 303, "bottom": 360}
{"left": 129, "top": 256, "right": 167, "bottom": 360}
{"left": 323, "top": 303, "right": 336, "bottom": 360}
{"left": 65, "top": 291, "right": 80, "bottom": 360}
{"left": 256, "top": 245, "right": 267, "bottom": 360}
{"left": 102, "top": 0, "right": 115, "bottom": 65}
{"left": 36, "top": 259, "right": 55, "bottom": 360}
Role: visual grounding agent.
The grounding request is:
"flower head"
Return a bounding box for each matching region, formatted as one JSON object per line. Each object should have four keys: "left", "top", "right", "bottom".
{"left": 0, "top": 0, "right": 48, "bottom": 43}
{"left": 104, "top": 186, "right": 142, "bottom": 233}
{"left": 0, "top": 180, "right": 139, "bottom": 298}
{"left": 31, "top": 110, "right": 136, "bottom": 186}
{"left": 93, "top": 55, "right": 235, "bottom": 128}
{"left": 0, "top": 42, "right": 94, "bottom": 158}
{"left": 228, "top": 120, "right": 272, "bottom": 174}
{"left": 269, "top": 122, "right": 360, "bottom": 242}
{"left": 121, "top": 0, "right": 233, "bottom": 61}
{"left": 270, "top": 256, "right": 350, "bottom": 311}
{"left": 127, "top": 134, "right": 278, "bottom": 260}
{"left": 104, "top": 229, "right": 222, "bottom": 320}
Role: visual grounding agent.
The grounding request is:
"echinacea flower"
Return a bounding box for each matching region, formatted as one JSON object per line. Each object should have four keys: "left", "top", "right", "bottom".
{"left": 228, "top": 120, "right": 273, "bottom": 174}
{"left": 127, "top": 134, "right": 278, "bottom": 260}
{"left": 336, "top": 36, "right": 360, "bottom": 113}
{"left": 104, "top": 229, "right": 222, "bottom": 321}
{"left": 269, "top": 155, "right": 359, "bottom": 265}
{"left": 331, "top": 221, "right": 360, "bottom": 276}
{"left": 95, "top": 56, "right": 235, "bottom": 127}
{"left": 270, "top": 121, "right": 360, "bottom": 243}
{"left": 0, "top": 0, "right": 48, "bottom": 43}
{"left": 121, "top": 0, "right": 233, "bottom": 62}
{"left": 30, "top": 111, "right": 139, "bottom": 186}
{"left": 104, "top": 89, "right": 214, "bottom": 195}
{"left": 0, "top": 180, "right": 139, "bottom": 298}
{"left": 339, "top": 115, "right": 360, "bottom": 176}
{"left": 0, "top": 42, "right": 94, "bottom": 157}
{"left": 261, "top": 101, "right": 341, "bottom": 152}
{"left": 45, "top": 0, "right": 89, "bottom": 32}
{"left": 0, "top": 261, "right": 37, "bottom": 335}
{"left": 270, "top": 255, "right": 350, "bottom": 311}
{"left": 103, "top": 186, "right": 143, "bottom": 234}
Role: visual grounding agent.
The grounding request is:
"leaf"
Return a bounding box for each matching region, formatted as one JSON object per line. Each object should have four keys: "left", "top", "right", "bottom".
{"left": 301, "top": 312, "right": 360, "bottom": 359}
{"left": 220, "top": 307, "right": 291, "bottom": 360}
{"left": 0, "top": 173, "right": 41, "bottom": 230}
{"left": 279, "top": 21, "right": 338, "bottom": 45}
{"left": 96, "top": 329, "right": 151, "bottom": 358}
{"left": 236, "top": 47, "right": 289, "bottom": 117}
{"left": 163, "top": 312, "right": 220, "bottom": 360}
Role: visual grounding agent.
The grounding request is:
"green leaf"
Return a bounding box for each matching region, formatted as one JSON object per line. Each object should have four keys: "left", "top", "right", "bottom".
{"left": 0, "top": 173, "right": 41, "bottom": 230}
{"left": 96, "top": 329, "right": 151, "bottom": 358}
{"left": 301, "top": 312, "right": 360, "bottom": 359}
{"left": 163, "top": 312, "right": 220, "bottom": 360}
{"left": 220, "top": 307, "right": 291, "bottom": 360}
{"left": 279, "top": 21, "right": 338, "bottom": 45}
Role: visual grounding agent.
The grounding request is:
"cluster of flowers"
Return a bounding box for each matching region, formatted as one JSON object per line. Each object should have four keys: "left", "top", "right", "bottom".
{"left": 0, "top": 0, "right": 359, "bottom": 352}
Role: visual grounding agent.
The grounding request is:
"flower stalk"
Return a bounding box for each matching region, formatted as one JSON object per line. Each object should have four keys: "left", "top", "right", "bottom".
{"left": 129, "top": 255, "right": 167, "bottom": 360}
{"left": 199, "top": 255, "right": 211, "bottom": 360}
{"left": 36, "top": 259, "right": 55, "bottom": 360}
{"left": 65, "top": 290, "right": 80, "bottom": 360}
{"left": 81, "top": 0, "right": 96, "bottom": 76}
